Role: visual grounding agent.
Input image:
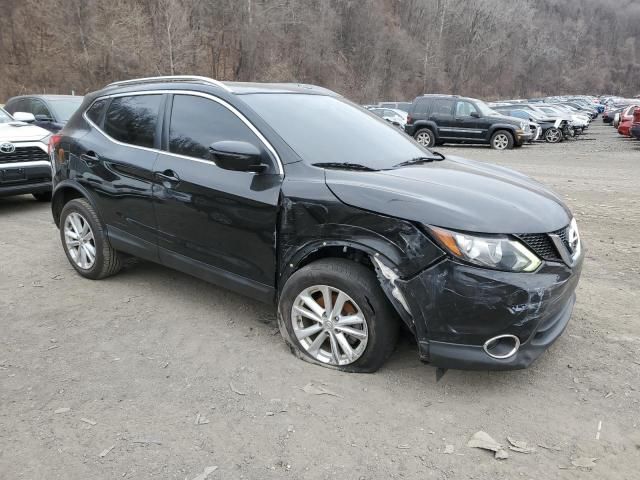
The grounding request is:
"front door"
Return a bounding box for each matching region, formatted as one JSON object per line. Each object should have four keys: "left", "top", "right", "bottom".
{"left": 453, "top": 100, "right": 484, "bottom": 140}
{"left": 153, "top": 93, "right": 281, "bottom": 301}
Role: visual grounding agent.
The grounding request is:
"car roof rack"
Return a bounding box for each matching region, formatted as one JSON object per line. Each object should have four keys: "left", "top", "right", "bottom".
{"left": 106, "top": 75, "right": 233, "bottom": 92}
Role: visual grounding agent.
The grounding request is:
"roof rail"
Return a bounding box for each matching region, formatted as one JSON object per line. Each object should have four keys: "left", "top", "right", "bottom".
{"left": 106, "top": 75, "right": 232, "bottom": 92}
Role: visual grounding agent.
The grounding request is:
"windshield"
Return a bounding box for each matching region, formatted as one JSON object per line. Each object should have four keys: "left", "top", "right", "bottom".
{"left": 0, "top": 108, "right": 12, "bottom": 123}
{"left": 475, "top": 100, "right": 496, "bottom": 116}
{"left": 49, "top": 98, "right": 83, "bottom": 122}
{"left": 242, "top": 93, "right": 431, "bottom": 170}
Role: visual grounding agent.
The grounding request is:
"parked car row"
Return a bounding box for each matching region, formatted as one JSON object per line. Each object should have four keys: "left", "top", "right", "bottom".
{"left": 604, "top": 100, "right": 640, "bottom": 140}
{"left": 368, "top": 94, "right": 602, "bottom": 150}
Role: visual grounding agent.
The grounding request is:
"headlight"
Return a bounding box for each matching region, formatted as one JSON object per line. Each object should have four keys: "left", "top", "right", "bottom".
{"left": 520, "top": 122, "right": 527, "bottom": 130}
{"left": 429, "top": 226, "right": 542, "bottom": 272}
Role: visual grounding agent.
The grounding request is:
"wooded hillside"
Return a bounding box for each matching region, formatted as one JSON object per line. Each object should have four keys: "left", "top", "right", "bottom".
{"left": 1, "top": 0, "right": 638, "bottom": 102}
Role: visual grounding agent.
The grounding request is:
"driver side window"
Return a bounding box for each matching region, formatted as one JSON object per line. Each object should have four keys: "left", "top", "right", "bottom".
{"left": 455, "top": 101, "right": 478, "bottom": 117}
{"left": 168, "top": 94, "right": 265, "bottom": 163}
{"left": 29, "top": 99, "right": 53, "bottom": 119}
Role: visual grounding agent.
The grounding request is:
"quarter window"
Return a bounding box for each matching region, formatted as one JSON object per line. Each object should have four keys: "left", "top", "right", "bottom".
{"left": 86, "top": 99, "right": 108, "bottom": 125}
{"left": 103, "top": 95, "right": 162, "bottom": 149}
{"left": 168, "top": 94, "right": 262, "bottom": 161}
{"left": 414, "top": 98, "right": 429, "bottom": 115}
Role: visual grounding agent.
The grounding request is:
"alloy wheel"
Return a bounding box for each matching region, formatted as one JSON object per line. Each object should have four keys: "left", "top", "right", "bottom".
{"left": 415, "top": 131, "right": 432, "bottom": 146}
{"left": 291, "top": 285, "right": 368, "bottom": 366}
{"left": 64, "top": 212, "right": 96, "bottom": 269}
{"left": 545, "top": 128, "right": 561, "bottom": 143}
{"left": 492, "top": 133, "right": 509, "bottom": 150}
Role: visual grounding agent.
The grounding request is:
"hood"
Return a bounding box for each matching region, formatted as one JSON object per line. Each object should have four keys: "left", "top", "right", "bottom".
{"left": 325, "top": 155, "right": 572, "bottom": 234}
{"left": 0, "top": 122, "right": 50, "bottom": 142}
{"left": 489, "top": 113, "right": 524, "bottom": 126}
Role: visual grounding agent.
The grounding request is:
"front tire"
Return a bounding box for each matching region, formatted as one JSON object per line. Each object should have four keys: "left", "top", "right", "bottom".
{"left": 414, "top": 128, "right": 436, "bottom": 148}
{"left": 490, "top": 130, "right": 514, "bottom": 150}
{"left": 59, "top": 198, "right": 122, "bottom": 280}
{"left": 278, "top": 259, "right": 399, "bottom": 373}
{"left": 544, "top": 127, "right": 563, "bottom": 143}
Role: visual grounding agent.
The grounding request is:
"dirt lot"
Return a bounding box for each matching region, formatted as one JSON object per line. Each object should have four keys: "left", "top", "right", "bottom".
{"left": 1, "top": 124, "right": 639, "bottom": 479}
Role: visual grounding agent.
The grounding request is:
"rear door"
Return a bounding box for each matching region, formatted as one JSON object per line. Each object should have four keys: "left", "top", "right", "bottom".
{"left": 153, "top": 93, "right": 281, "bottom": 300}
{"left": 428, "top": 98, "right": 456, "bottom": 139}
{"left": 75, "top": 93, "right": 163, "bottom": 259}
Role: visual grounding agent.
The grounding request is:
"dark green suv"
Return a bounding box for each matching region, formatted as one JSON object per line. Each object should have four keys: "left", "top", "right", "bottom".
{"left": 405, "top": 95, "right": 532, "bottom": 150}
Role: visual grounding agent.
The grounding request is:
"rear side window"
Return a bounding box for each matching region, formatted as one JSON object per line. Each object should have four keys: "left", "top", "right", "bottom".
{"left": 103, "top": 95, "right": 162, "bottom": 148}
{"left": 431, "top": 99, "right": 454, "bottom": 116}
{"left": 86, "top": 99, "right": 108, "bottom": 125}
{"left": 168, "top": 94, "right": 261, "bottom": 161}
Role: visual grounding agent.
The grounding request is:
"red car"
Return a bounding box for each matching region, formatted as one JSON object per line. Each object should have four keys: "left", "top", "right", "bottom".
{"left": 618, "top": 105, "right": 638, "bottom": 137}
{"left": 631, "top": 107, "right": 640, "bottom": 140}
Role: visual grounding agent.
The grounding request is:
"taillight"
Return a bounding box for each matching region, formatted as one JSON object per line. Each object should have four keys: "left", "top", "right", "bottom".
{"left": 49, "top": 134, "right": 62, "bottom": 155}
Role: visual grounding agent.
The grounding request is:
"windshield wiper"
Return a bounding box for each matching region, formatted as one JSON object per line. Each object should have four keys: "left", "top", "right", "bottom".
{"left": 312, "top": 162, "right": 379, "bottom": 171}
{"left": 392, "top": 152, "right": 445, "bottom": 168}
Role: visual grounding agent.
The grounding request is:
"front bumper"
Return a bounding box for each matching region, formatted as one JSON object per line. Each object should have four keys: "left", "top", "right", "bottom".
{"left": 398, "top": 256, "right": 583, "bottom": 370}
{"left": 0, "top": 162, "right": 52, "bottom": 197}
{"left": 515, "top": 130, "right": 533, "bottom": 145}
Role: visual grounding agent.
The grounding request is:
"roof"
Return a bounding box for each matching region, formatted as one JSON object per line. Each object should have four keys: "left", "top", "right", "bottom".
{"left": 9, "top": 94, "right": 82, "bottom": 100}
{"left": 103, "top": 76, "right": 339, "bottom": 96}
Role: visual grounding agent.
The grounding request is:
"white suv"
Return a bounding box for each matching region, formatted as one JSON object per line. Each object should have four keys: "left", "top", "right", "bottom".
{"left": 0, "top": 107, "right": 52, "bottom": 201}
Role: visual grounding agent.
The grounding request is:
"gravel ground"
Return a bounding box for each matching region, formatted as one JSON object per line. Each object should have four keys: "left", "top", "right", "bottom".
{"left": 1, "top": 124, "right": 639, "bottom": 479}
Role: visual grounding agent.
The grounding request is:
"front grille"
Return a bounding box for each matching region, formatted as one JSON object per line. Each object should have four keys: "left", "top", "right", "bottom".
{"left": 0, "top": 146, "right": 49, "bottom": 164}
{"left": 517, "top": 226, "right": 568, "bottom": 261}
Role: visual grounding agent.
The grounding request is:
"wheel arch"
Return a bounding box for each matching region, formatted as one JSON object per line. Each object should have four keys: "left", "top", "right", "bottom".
{"left": 487, "top": 124, "right": 517, "bottom": 139}
{"left": 51, "top": 181, "right": 98, "bottom": 228}
{"left": 412, "top": 121, "right": 440, "bottom": 140}
{"left": 278, "top": 239, "right": 416, "bottom": 332}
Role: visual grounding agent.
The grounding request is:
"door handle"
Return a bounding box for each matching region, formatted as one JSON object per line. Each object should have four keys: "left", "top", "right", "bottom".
{"left": 154, "top": 169, "right": 180, "bottom": 185}
{"left": 81, "top": 152, "right": 99, "bottom": 166}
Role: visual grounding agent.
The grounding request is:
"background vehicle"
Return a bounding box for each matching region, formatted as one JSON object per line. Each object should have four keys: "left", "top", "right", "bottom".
{"left": 618, "top": 105, "right": 639, "bottom": 137}
{"left": 491, "top": 105, "right": 561, "bottom": 143}
{"left": 4, "top": 95, "right": 84, "bottom": 133}
{"left": 368, "top": 107, "right": 408, "bottom": 128}
{"left": 0, "top": 107, "right": 52, "bottom": 201}
{"left": 377, "top": 101, "right": 412, "bottom": 112}
{"left": 631, "top": 108, "right": 640, "bottom": 140}
{"left": 51, "top": 76, "right": 581, "bottom": 372}
{"left": 405, "top": 95, "right": 531, "bottom": 149}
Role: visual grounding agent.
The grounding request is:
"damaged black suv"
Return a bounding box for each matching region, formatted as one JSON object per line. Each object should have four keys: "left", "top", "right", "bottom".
{"left": 50, "top": 76, "right": 583, "bottom": 372}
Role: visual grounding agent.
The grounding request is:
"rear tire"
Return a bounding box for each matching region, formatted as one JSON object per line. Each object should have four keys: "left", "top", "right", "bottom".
{"left": 33, "top": 191, "right": 52, "bottom": 202}
{"left": 278, "top": 258, "right": 399, "bottom": 373}
{"left": 414, "top": 128, "right": 435, "bottom": 148}
{"left": 59, "top": 198, "right": 122, "bottom": 280}
{"left": 490, "top": 130, "right": 514, "bottom": 150}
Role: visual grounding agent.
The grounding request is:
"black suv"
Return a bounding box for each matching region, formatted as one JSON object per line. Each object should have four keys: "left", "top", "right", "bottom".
{"left": 51, "top": 76, "right": 582, "bottom": 372}
{"left": 405, "top": 95, "right": 532, "bottom": 149}
{"left": 5, "top": 95, "right": 84, "bottom": 133}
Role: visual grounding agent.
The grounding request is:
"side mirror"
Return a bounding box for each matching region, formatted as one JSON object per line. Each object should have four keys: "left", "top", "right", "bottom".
{"left": 470, "top": 111, "right": 480, "bottom": 118}
{"left": 13, "top": 111, "right": 36, "bottom": 123}
{"left": 35, "top": 114, "right": 53, "bottom": 122}
{"left": 209, "top": 140, "right": 268, "bottom": 173}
